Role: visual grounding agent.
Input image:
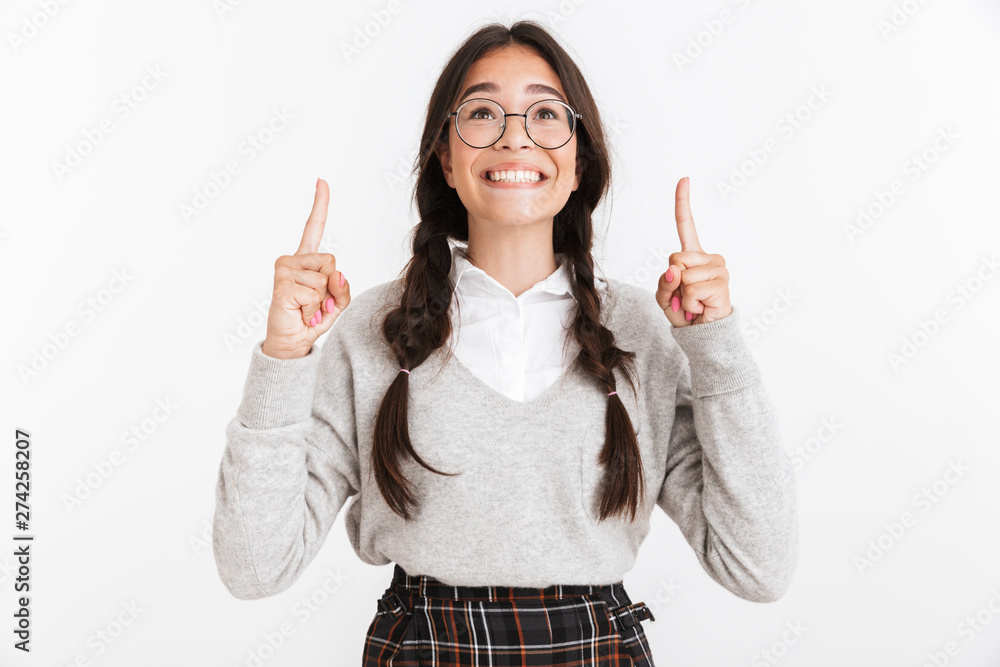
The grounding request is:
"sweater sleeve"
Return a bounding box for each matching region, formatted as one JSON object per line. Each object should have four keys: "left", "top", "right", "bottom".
{"left": 655, "top": 305, "right": 799, "bottom": 603}
{"left": 212, "top": 323, "right": 361, "bottom": 600}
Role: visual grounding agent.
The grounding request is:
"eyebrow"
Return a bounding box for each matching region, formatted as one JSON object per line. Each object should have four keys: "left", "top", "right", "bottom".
{"left": 458, "top": 82, "right": 567, "bottom": 105}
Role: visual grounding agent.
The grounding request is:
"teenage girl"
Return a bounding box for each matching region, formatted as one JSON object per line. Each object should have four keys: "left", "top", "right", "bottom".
{"left": 213, "top": 19, "right": 798, "bottom": 667}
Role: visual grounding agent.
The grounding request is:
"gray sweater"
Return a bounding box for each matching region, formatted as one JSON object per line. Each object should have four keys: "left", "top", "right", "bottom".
{"left": 212, "top": 277, "right": 798, "bottom": 602}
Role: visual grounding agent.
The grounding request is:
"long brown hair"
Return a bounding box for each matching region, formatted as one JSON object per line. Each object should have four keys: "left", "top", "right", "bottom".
{"left": 372, "top": 20, "right": 644, "bottom": 524}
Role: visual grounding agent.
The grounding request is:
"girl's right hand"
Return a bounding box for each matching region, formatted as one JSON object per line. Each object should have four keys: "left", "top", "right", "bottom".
{"left": 262, "top": 178, "right": 351, "bottom": 359}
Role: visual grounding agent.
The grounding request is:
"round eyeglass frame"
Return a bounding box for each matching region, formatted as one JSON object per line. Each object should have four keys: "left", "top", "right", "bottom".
{"left": 445, "top": 98, "right": 583, "bottom": 150}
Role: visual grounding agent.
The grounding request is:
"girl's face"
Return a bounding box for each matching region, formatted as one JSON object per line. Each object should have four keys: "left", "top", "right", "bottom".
{"left": 436, "top": 45, "right": 582, "bottom": 231}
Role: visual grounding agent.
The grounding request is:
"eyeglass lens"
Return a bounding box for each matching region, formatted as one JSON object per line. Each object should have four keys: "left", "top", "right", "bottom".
{"left": 456, "top": 100, "right": 576, "bottom": 149}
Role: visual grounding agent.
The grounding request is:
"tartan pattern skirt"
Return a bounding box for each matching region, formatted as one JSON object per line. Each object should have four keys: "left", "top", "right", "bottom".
{"left": 362, "top": 563, "right": 657, "bottom": 666}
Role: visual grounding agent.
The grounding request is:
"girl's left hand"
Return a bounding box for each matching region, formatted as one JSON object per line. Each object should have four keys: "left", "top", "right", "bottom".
{"left": 655, "top": 177, "right": 734, "bottom": 327}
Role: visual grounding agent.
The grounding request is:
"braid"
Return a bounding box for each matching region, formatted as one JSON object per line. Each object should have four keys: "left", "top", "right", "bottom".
{"left": 562, "top": 238, "right": 644, "bottom": 523}
{"left": 372, "top": 229, "right": 461, "bottom": 522}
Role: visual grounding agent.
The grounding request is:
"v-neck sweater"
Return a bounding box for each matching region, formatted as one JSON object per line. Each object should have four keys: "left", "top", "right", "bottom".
{"left": 212, "top": 277, "right": 799, "bottom": 602}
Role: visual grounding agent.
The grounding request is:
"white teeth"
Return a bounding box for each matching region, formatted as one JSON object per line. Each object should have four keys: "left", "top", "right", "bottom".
{"left": 486, "top": 169, "right": 542, "bottom": 183}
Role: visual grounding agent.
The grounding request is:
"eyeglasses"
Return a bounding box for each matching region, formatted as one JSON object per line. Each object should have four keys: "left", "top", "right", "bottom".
{"left": 445, "top": 98, "right": 582, "bottom": 150}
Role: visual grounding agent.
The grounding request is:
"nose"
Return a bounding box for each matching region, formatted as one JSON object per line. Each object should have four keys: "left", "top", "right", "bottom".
{"left": 496, "top": 114, "right": 533, "bottom": 150}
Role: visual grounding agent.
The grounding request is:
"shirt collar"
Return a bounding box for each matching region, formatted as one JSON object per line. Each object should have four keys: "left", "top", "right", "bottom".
{"left": 449, "top": 243, "right": 576, "bottom": 298}
{"left": 448, "top": 243, "right": 611, "bottom": 298}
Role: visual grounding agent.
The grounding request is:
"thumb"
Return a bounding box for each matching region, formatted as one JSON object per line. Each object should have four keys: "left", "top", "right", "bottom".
{"left": 657, "top": 264, "right": 689, "bottom": 328}
{"left": 313, "top": 269, "right": 351, "bottom": 334}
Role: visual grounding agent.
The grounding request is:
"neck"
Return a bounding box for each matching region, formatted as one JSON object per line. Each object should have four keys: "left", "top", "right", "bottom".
{"left": 464, "top": 221, "right": 559, "bottom": 298}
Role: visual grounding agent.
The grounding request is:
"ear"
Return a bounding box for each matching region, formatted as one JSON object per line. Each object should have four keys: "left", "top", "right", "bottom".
{"left": 435, "top": 141, "right": 455, "bottom": 189}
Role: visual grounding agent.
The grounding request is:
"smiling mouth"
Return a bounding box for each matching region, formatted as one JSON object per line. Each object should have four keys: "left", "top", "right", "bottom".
{"left": 481, "top": 169, "right": 547, "bottom": 184}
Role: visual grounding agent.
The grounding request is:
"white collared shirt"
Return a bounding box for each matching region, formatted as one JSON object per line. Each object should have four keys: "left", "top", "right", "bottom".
{"left": 446, "top": 243, "right": 608, "bottom": 403}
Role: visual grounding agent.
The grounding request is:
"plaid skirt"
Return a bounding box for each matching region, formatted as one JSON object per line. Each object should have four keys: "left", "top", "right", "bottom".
{"left": 362, "top": 563, "right": 657, "bottom": 666}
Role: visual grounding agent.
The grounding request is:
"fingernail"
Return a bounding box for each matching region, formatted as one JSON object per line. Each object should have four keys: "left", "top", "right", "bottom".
{"left": 685, "top": 310, "right": 694, "bottom": 321}
{"left": 671, "top": 296, "right": 680, "bottom": 312}
{"left": 311, "top": 311, "right": 320, "bottom": 326}
{"left": 339, "top": 271, "right": 345, "bottom": 287}
{"left": 665, "top": 268, "right": 673, "bottom": 282}
{"left": 325, "top": 297, "right": 334, "bottom": 312}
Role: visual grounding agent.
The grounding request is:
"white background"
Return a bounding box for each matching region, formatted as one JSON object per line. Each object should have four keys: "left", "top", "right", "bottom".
{"left": 2, "top": 0, "right": 1000, "bottom": 665}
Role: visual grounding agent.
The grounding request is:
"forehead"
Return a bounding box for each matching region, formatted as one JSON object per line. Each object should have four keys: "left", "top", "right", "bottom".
{"left": 461, "top": 46, "right": 565, "bottom": 98}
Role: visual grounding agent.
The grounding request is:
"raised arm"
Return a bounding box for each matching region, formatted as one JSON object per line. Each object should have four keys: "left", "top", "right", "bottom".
{"left": 212, "top": 177, "right": 360, "bottom": 599}
{"left": 649, "top": 176, "right": 798, "bottom": 601}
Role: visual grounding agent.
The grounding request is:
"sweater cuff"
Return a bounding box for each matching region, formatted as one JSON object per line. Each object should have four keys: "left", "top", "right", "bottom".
{"left": 669, "top": 305, "right": 761, "bottom": 397}
{"left": 235, "top": 340, "right": 320, "bottom": 429}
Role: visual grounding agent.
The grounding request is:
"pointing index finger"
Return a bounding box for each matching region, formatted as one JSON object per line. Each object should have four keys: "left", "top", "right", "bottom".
{"left": 296, "top": 177, "right": 330, "bottom": 255}
{"left": 675, "top": 176, "right": 703, "bottom": 252}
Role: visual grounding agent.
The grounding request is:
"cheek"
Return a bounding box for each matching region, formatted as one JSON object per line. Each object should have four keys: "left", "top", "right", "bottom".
{"left": 557, "top": 158, "right": 578, "bottom": 186}
{"left": 554, "top": 146, "right": 578, "bottom": 185}
{"left": 453, "top": 149, "right": 480, "bottom": 182}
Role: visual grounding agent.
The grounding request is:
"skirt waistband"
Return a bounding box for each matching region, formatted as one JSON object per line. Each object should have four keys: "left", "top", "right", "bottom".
{"left": 388, "top": 563, "right": 621, "bottom": 601}
{"left": 379, "top": 563, "right": 656, "bottom": 630}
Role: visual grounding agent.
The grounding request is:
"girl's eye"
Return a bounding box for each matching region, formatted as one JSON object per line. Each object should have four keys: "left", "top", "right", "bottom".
{"left": 531, "top": 106, "right": 562, "bottom": 121}
{"left": 470, "top": 108, "right": 494, "bottom": 120}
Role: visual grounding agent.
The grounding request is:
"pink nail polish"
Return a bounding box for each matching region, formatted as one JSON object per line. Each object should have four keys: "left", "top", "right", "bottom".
{"left": 666, "top": 268, "right": 673, "bottom": 282}
{"left": 311, "top": 311, "right": 319, "bottom": 326}
{"left": 325, "top": 297, "right": 334, "bottom": 312}
{"left": 671, "top": 296, "right": 680, "bottom": 312}
{"left": 339, "top": 271, "right": 345, "bottom": 287}
{"left": 685, "top": 310, "right": 694, "bottom": 321}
